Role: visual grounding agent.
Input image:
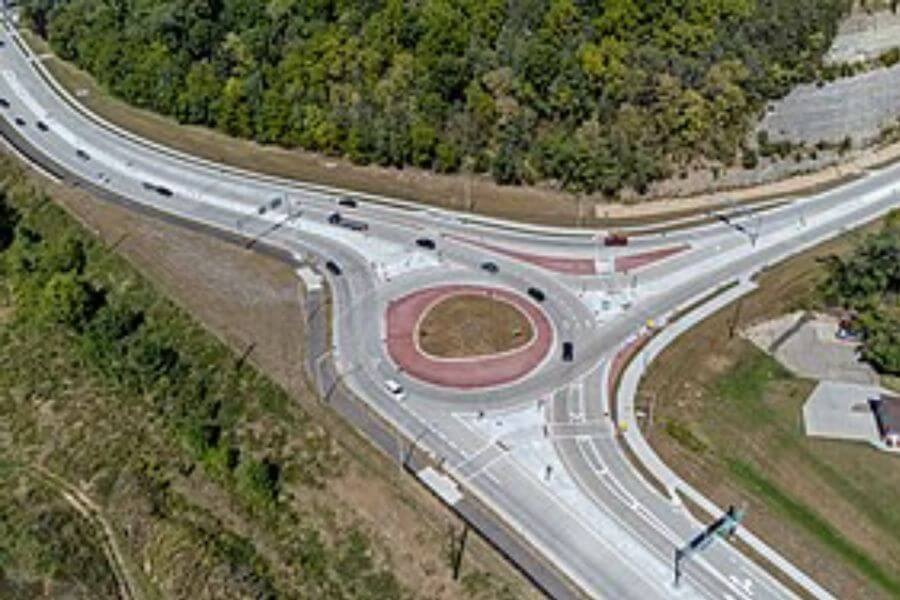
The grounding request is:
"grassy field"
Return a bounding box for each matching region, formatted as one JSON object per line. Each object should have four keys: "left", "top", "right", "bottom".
{"left": 638, "top": 219, "right": 900, "bottom": 599}
{"left": 418, "top": 294, "right": 533, "bottom": 358}
{"left": 0, "top": 156, "right": 537, "bottom": 599}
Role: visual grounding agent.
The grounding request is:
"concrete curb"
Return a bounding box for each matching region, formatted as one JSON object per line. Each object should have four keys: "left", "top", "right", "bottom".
{"left": 614, "top": 279, "right": 838, "bottom": 600}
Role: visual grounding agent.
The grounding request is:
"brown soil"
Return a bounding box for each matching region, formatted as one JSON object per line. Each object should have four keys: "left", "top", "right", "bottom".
{"left": 22, "top": 171, "right": 540, "bottom": 600}
{"left": 418, "top": 294, "right": 533, "bottom": 359}
{"left": 637, "top": 216, "right": 899, "bottom": 600}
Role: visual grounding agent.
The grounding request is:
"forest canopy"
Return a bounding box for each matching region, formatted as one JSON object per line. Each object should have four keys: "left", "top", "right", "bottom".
{"left": 22, "top": 0, "right": 850, "bottom": 196}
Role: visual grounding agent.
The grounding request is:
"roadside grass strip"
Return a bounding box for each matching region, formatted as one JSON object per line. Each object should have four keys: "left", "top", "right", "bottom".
{"left": 726, "top": 458, "right": 900, "bottom": 598}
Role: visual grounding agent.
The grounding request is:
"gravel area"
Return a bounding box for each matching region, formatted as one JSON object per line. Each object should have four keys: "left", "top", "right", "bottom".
{"left": 826, "top": 9, "right": 900, "bottom": 65}
{"left": 758, "top": 64, "right": 900, "bottom": 145}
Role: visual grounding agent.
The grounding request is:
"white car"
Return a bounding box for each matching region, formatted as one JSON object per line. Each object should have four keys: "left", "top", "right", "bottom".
{"left": 384, "top": 379, "right": 406, "bottom": 400}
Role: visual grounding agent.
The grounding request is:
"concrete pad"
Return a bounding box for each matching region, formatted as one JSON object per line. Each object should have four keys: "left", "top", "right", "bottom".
{"left": 803, "top": 381, "right": 882, "bottom": 445}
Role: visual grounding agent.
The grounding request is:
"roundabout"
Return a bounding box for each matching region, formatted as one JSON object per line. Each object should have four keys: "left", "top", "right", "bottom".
{"left": 385, "top": 284, "right": 553, "bottom": 390}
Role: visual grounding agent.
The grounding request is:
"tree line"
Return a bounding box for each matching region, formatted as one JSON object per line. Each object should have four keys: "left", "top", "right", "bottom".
{"left": 23, "top": 0, "right": 850, "bottom": 196}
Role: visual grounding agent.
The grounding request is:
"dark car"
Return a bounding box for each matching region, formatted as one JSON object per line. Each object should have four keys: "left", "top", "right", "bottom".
{"left": 604, "top": 233, "right": 629, "bottom": 247}
{"left": 270, "top": 196, "right": 283, "bottom": 209}
{"left": 338, "top": 196, "right": 358, "bottom": 208}
{"left": 76, "top": 149, "right": 91, "bottom": 161}
{"left": 36, "top": 120, "right": 49, "bottom": 132}
{"left": 415, "top": 238, "right": 436, "bottom": 250}
{"left": 325, "top": 260, "right": 342, "bottom": 276}
{"left": 14, "top": 116, "right": 25, "bottom": 126}
{"left": 480, "top": 261, "right": 499, "bottom": 274}
{"left": 257, "top": 205, "right": 267, "bottom": 215}
{"left": 0, "top": 98, "right": 9, "bottom": 108}
{"left": 341, "top": 219, "right": 369, "bottom": 232}
{"left": 562, "top": 341, "right": 574, "bottom": 362}
{"left": 328, "top": 212, "right": 342, "bottom": 225}
{"left": 527, "top": 287, "right": 546, "bottom": 303}
{"left": 155, "top": 186, "right": 174, "bottom": 197}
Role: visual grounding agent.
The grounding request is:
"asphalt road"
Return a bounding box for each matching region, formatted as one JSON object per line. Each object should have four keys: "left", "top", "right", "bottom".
{"left": 1, "top": 15, "right": 898, "bottom": 600}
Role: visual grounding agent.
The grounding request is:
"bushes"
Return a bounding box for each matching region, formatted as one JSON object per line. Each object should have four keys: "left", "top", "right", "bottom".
{"left": 0, "top": 163, "right": 291, "bottom": 502}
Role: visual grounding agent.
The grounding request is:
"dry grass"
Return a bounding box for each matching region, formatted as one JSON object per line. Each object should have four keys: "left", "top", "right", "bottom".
{"left": 418, "top": 294, "right": 533, "bottom": 358}
{"left": 638, "top": 217, "right": 900, "bottom": 600}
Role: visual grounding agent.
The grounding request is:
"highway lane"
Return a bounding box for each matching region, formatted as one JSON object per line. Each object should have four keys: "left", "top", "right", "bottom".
{"left": 3, "top": 15, "right": 898, "bottom": 599}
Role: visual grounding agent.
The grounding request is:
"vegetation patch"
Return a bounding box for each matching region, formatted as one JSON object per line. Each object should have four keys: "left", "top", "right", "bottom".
{"left": 820, "top": 211, "right": 900, "bottom": 374}
{"left": 22, "top": 0, "right": 849, "bottom": 198}
{"left": 0, "top": 468, "right": 119, "bottom": 599}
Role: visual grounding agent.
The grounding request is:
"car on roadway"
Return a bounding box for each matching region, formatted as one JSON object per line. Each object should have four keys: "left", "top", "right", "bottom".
{"left": 36, "top": 120, "right": 49, "bottom": 132}
{"left": 257, "top": 205, "right": 267, "bottom": 215}
{"left": 480, "top": 261, "right": 499, "bottom": 274}
{"left": 270, "top": 196, "right": 282, "bottom": 209}
{"left": 562, "top": 341, "right": 574, "bottom": 362}
{"left": 384, "top": 379, "right": 406, "bottom": 400}
{"left": 155, "top": 185, "right": 174, "bottom": 197}
{"left": 527, "top": 287, "right": 546, "bottom": 303}
{"left": 329, "top": 212, "right": 369, "bottom": 231}
{"left": 325, "top": 260, "right": 342, "bottom": 275}
{"left": 76, "top": 149, "right": 90, "bottom": 161}
{"left": 338, "top": 196, "right": 358, "bottom": 208}
{"left": 14, "top": 116, "right": 25, "bottom": 127}
{"left": 0, "top": 98, "right": 9, "bottom": 108}
{"left": 604, "top": 233, "right": 629, "bottom": 247}
{"left": 342, "top": 219, "right": 369, "bottom": 232}
{"left": 415, "top": 237, "right": 436, "bottom": 250}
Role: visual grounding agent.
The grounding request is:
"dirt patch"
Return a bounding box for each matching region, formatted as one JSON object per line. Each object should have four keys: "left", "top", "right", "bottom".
{"left": 418, "top": 294, "right": 533, "bottom": 359}
{"left": 638, "top": 216, "right": 900, "bottom": 600}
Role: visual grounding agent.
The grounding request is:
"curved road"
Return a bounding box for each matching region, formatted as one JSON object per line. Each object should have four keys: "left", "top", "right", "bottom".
{"left": 1, "top": 15, "right": 897, "bottom": 600}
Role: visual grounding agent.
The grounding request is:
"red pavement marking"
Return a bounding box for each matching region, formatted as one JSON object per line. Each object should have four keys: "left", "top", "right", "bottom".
{"left": 614, "top": 245, "right": 689, "bottom": 273}
{"left": 386, "top": 285, "right": 553, "bottom": 389}
{"left": 448, "top": 235, "right": 596, "bottom": 276}
{"left": 607, "top": 334, "right": 650, "bottom": 401}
